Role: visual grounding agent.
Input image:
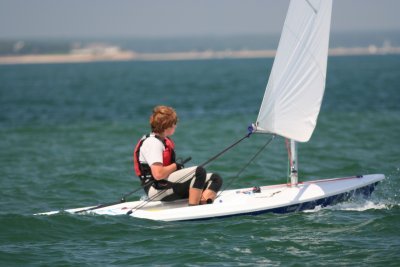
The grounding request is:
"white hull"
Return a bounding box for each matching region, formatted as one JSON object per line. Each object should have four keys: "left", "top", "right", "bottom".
{"left": 38, "top": 174, "right": 384, "bottom": 221}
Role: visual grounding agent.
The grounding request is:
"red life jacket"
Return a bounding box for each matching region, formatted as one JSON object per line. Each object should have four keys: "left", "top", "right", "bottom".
{"left": 133, "top": 134, "right": 176, "bottom": 182}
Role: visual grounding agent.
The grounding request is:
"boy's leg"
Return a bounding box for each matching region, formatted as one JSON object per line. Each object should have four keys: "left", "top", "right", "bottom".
{"left": 200, "top": 173, "right": 223, "bottom": 204}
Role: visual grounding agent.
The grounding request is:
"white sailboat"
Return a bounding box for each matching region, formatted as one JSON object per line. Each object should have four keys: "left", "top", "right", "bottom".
{"left": 38, "top": 0, "right": 384, "bottom": 221}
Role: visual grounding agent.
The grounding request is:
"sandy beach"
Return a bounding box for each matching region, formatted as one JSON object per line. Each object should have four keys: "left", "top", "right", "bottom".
{"left": 1, "top": 46, "right": 400, "bottom": 65}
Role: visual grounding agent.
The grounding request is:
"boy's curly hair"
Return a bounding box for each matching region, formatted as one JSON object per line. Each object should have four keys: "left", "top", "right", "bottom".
{"left": 150, "top": 106, "right": 178, "bottom": 134}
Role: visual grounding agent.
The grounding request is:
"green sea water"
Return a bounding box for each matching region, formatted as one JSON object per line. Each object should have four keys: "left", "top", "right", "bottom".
{"left": 0, "top": 56, "right": 399, "bottom": 266}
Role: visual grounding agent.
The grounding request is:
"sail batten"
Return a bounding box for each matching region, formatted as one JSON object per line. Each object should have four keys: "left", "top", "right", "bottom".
{"left": 305, "top": 0, "right": 318, "bottom": 13}
{"left": 256, "top": 0, "right": 332, "bottom": 142}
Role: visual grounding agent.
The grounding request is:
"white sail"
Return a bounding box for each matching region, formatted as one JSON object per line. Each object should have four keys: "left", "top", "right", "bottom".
{"left": 256, "top": 0, "right": 332, "bottom": 142}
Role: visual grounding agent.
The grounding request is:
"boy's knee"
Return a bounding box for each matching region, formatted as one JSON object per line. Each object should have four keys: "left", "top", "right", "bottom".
{"left": 209, "top": 173, "right": 223, "bottom": 192}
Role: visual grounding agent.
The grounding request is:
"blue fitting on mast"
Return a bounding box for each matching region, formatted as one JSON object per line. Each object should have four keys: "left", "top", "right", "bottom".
{"left": 247, "top": 124, "right": 256, "bottom": 137}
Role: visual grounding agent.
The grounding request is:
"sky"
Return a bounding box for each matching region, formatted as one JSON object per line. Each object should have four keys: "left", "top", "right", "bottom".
{"left": 0, "top": 0, "right": 399, "bottom": 39}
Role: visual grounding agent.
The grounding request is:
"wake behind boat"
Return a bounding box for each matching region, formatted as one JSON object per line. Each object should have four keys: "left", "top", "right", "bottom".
{"left": 37, "top": 0, "right": 384, "bottom": 221}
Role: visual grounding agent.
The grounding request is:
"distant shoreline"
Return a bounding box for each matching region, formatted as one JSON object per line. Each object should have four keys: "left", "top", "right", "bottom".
{"left": 1, "top": 46, "right": 400, "bottom": 65}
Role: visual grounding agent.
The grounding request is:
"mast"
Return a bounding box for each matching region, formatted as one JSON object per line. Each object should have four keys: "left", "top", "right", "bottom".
{"left": 289, "top": 139, "right": 298, "bottom": 187}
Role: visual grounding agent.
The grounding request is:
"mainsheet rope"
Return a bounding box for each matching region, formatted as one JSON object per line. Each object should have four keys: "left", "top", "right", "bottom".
{"left": 215, "top": 134, "right": 276, "bottom": 199}
{"left": 77, "top": 128, "right": 275, "bottom": 215}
